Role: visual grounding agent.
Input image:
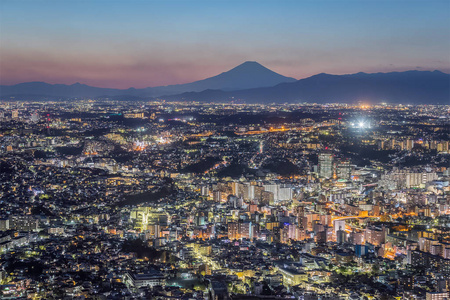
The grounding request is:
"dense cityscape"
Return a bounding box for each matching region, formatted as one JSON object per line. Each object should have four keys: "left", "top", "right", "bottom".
{"left": 1, "top": 0, "right": 450, "bottom": 298}
{"left": 0, "top": 101, "right": 449, "bottom": 299}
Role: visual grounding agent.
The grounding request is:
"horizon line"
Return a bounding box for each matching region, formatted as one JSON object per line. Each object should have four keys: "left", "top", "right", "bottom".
{"left": 1, "top": 63, "right": 449, "bottom": 90}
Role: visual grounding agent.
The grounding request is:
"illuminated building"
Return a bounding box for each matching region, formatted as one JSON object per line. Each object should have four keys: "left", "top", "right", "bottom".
{"left": 124, "top": 112, "right": 145, "bottom": 119}
{"left": 319, "top": 151, "right": 334, "bottom": 178}
{"left": 130, "top": 207, "right": 169, "bottom": 231}
{"left": 426, "top": 292, "right": 450, "bottom": 300}
{"left": 124, "top": 271, "right": 165, "bottom": 290}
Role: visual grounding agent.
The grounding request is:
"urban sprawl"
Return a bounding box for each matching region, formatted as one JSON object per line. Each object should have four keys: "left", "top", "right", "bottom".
{"left": 0, "top": 101, "right": 449, "bottom": 300}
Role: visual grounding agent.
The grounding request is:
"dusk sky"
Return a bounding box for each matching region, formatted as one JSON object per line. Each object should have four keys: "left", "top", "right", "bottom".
{"left": 1, "top": 0, "right": 449, "bottom": 89}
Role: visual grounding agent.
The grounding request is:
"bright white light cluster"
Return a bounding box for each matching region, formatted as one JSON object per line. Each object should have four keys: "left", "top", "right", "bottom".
{"left": 351, "top": 120, "right": 370, "bottom": 129}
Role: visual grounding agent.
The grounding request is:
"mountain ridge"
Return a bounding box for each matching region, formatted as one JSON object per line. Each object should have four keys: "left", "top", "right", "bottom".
{"left": 162, "top": 69, "right": 450, "bottom": 104}
{"left": 0, "top": 61, "right": 296, "bottom": 99}
{"left": 1, "top": 63, "right": 449, "bottom": 104}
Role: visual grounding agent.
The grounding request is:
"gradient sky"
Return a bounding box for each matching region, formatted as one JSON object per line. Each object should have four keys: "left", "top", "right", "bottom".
{"left": 1, "top": 0, "right": 449, "bottom": 89}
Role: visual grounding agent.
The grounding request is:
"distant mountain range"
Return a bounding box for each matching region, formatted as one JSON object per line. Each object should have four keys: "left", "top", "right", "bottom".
{"left": 1, "top": 61, "right": 449, "bottom": 104}
{"left": 168, "top": 70, "right": 450, "bottom": 104}
{"left": 0, "top": 61, "right": 296, "bottom": 99}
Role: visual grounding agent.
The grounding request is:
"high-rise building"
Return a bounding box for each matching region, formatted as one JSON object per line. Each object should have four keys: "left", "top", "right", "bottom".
{"left": 0, "top": 219, "right": 9, "bottom": 231}
{"left": 9, "top": 216, "right": 39, "bottom": 232}
{"left": 336, "top": 229, "right": 346, "bottom": 244}
{"left": 355, "top": 245, "right": 367, "bottom": 257}
{"left": 130, "top": 207, "right": 169, "bottom": 231}
{"left": 319, "top": 152, "right": 334, "bottom": 178}
{"left": 278, "top": 187, "right": 292, "bottom": 202}
{"left": 365, "top": 226, "right": 386, "bottom": 246}
{"left": 228, "top": 222, "right": 239, "bottom": 240}
{"left": 239, "top": 221, "right": 253, "bottom": 239}
{"left": 334, "top": 219, "right": 346, "bottom": 236}
{"left": 227, "top": 222, "right": 254, "bottom": 240}
{"left": 213, "top": 191, "right": 222, "bottom": 202}
{"left": 426, "top": 291, "right": 449, "bottom": 300}
{"left": 336, "top": 159, "right": 352, "bottom": 180}
{"left": 404, "top": 139, "right": 414, "bottom": 151}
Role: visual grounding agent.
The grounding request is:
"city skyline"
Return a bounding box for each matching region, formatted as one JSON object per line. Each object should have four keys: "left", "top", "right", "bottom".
{"left": 1, "top": 1, "right": 450, "bottom": 298}
{"left": 0, "top": 101, "right": 449, "bottom": 299}
{"left": 1, "top": 0, "right": 450, "bottom": 89}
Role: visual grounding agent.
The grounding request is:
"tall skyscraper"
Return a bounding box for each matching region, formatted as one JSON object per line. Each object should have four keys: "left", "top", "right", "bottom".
{"left": 319, "top": 152, "right": 334, "bottom": 178}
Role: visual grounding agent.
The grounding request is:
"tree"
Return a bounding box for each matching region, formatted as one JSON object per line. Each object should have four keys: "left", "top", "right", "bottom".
{"left": 371, "top": 263, "right": 380, "bottom": 275}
